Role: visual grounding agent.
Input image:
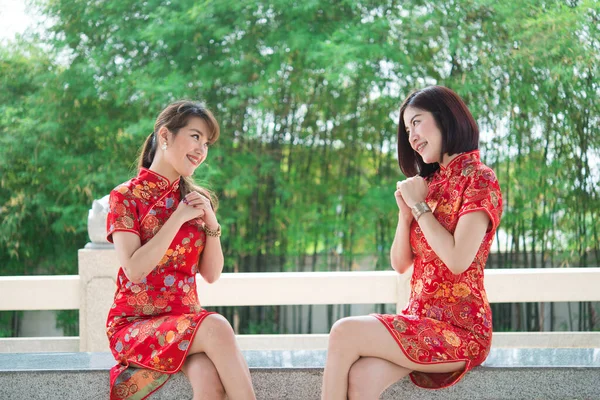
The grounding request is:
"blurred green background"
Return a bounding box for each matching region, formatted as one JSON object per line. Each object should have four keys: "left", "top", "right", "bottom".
{"left": 1, "top": 0, "right": 598, "bottom": 336}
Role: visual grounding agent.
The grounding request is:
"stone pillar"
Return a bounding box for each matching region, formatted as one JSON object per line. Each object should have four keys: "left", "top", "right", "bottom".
{"left": 78, "top": 195, "right": 119, "bottom": 352}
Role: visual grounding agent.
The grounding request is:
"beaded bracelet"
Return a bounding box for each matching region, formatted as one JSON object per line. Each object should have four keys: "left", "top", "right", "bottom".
{"left": 204, "top": 224, "right": 221, "bottom": 237}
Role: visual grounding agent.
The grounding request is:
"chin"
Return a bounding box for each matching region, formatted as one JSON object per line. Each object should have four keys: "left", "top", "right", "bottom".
{"left": 177, "top": 168, "right": 196, "bottom": 178}
{"left": 420, "top": 155, "right": 434, "bottom": 164}
{"left": 421, "top": 153, "right": 440, "bottom": 165}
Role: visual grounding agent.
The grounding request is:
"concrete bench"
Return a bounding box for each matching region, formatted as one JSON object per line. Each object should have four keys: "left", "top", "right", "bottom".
{"left": 0, "top": 348, "right": 598, "bottom": 399}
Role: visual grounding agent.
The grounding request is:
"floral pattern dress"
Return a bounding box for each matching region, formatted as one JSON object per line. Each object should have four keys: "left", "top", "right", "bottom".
{"left": 373, "top": 150, "right": 503, "bottom": 389}
{"left": 105, "top": 168, "right": 215, "bottom": 400}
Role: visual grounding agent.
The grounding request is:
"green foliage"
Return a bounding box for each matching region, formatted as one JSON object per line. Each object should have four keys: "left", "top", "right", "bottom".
{"left": 0, "top": 0, "right": 598, "bottom": 334}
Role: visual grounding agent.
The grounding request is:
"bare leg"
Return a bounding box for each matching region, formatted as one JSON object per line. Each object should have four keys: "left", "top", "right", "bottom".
{"left": 181, "top": 353, "right": 226, "bottom": 400}
{"left": 322, "top": 316, "right": 466, "bottom": 400}
{"left": 347, "top": 357, "right": 411, "bottom": 400}
{"left": 188, "top": 314, "right": 256, "bottom": 400}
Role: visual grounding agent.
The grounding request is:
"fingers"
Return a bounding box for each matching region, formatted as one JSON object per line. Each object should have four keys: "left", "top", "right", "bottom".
{"left": 183, "top": 192, "right": 211, "bottom": 208}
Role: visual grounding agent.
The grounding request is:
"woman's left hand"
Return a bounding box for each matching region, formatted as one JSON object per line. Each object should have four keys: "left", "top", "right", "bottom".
{"left": 183, "top": 192, "right": 219, "bottom": 229}
{"left": 398, "top": 176, "right": 428, "bottom": 208}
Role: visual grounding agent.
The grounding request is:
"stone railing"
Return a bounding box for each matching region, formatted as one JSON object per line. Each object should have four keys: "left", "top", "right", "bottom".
{"left": 1, "top": 244, "right": 599, "bottom": 353}
{"left": 1, "top": 197, "right": 599, "bottom": 353}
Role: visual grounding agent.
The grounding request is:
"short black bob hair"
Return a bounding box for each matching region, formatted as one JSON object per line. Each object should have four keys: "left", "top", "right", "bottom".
{"left": 397, "top": 85, "right": 479, "bottom": 177}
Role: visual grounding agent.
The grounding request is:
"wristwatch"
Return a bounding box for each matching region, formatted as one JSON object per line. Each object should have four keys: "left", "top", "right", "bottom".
{"left": 411, "top": 202, "right": 432, "bottom": 221}
{"left": 204, "top": 224, "right": 221, "bottom": 237}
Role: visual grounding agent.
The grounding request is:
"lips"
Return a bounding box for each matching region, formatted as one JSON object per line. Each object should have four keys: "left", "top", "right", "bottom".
{"left": 416, "top": 142, "right": 427, "bottom": 153}
{"left": 187, "top": 155, "right": 201, "bottom": 166}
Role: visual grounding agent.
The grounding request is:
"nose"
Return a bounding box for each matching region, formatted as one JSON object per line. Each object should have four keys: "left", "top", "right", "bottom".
{"left": 408, "top": 129, "right": 418, "bottom": 144}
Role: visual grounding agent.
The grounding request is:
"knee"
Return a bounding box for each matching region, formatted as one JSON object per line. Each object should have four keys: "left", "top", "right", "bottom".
{"left": 328, "top": 317, "right": 357, "bottom": 351}
{"left": 203, "top": 314, "right": 236, "bottom": 345}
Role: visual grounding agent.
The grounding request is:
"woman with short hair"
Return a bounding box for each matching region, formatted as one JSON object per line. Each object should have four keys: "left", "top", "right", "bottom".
{"left": 322, "top": 86, "right": 503, "bottom": 399}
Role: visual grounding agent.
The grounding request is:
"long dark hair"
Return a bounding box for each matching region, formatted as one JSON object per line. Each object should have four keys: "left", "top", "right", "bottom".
{"left": 137, "top": 100, "right": 220, "bottom": 210}
{"left": 397, "top": 86, "right": 479, "bottom": 177}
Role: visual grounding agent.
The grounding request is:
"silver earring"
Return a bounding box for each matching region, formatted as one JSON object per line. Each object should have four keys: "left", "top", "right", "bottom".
{"left": 161, "top": 142, "right": 167, "bottom": 150}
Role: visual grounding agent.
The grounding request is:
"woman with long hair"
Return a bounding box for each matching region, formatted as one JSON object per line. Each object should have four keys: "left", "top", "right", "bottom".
{"left": 105, "top": 101, "right": 256, "bottom": 400}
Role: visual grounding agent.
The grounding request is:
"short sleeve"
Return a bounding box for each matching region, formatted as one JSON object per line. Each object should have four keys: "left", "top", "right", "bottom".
{"left": 458, "top": 168, "right": 503, "bottom": 233}
{"left": 106, "top": 186, "right": 141, "bottom": 243}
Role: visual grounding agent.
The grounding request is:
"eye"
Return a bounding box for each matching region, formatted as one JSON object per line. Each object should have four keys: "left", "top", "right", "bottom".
{"left": 204, "top": 142, "right": 210, "bottom": 148}
{"left": 412, "top": 119, "right": 420, "bottom": 126}
{"left": 191, "top": 134, "right": 200, "bottom": 140}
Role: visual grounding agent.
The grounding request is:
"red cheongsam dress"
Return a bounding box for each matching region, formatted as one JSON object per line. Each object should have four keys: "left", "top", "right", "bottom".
{"left": 105, "top": 168, "right": 216, "bottom": 399}
{"left": 374, "top": 150, "right": 503, "bottom": 389}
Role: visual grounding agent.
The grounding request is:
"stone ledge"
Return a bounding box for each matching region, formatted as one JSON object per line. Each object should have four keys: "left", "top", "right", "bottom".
{"left": 3, "top": 332, "right": 600, "bottom": 354}
{"left": 0, "top": 349, "right": 598, "bottom": 399}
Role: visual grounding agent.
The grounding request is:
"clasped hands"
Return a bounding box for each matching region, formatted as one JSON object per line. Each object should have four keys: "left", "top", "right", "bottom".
{"left": 178, "top": 191, "right": 219, "bottom": 230}
{"left": 395, "top": 176, "right": 428, "bottom": 221}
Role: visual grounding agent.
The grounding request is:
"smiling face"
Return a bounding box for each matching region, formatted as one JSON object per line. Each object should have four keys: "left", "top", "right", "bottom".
{"left": 160, "top": 116, "right": 211, "bottom": 177}
{"left": 403, "top": 106, "right": 444, "bottom": 165}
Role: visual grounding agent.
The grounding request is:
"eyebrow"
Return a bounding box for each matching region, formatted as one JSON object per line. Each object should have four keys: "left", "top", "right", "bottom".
{"left": 189, "top": 128, "right": 207, "bottom": 137}
{"left": 409, "top": 113, "right": 422, "bottom": 125}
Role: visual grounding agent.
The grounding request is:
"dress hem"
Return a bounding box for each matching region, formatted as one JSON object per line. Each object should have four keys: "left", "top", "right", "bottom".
{"left": 109, "top": 310, "right": 216, "bottom": 400}
{"left": 371, "top": 313, "right": 471, "bottom": 390}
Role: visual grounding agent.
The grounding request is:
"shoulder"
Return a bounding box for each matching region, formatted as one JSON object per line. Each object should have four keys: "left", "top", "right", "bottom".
{"left": 108, "top": 178, "right": 145, "bottom": 213}
{"left": 462, "top": 162, "right": 503, "bottom": 208}
{"left": 111, "top": 177, "right": 143, "bottom": 201}
{"left": 458, "top": 158, "right": 499, "bottom": 185}
{"left": 473, "top": 163, "right": 500, "bottom": 190}
{"left": 469, "top": 162, "right": 499, "bottom": 185}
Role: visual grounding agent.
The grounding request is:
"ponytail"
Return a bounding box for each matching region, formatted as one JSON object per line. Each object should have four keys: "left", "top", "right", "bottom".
{"left": 138, "top": 132, "right": 157, "bottom": 169}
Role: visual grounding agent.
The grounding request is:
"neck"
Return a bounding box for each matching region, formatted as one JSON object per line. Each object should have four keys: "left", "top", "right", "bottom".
{"left": 440, "top": 152, "right": 461, "bottom": 168}
{"left": 148, "top": 159, "right": 180, "bottom": 184}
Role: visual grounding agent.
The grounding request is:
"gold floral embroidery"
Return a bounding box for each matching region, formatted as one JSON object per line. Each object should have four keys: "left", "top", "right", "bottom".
{"left": 414, "top": 279, "right": 424, "bottom": 295}
{"left": 443, "top": 330, "right": 461, "bottom": 347}
{"left": 373, "top": 151, "right": 502, "bottom": 390}
{"left": 107, "top": 168, "right": 216, "bottom": 399}
{"left": 452, "top": 283, "right": 471, "bottom": 298}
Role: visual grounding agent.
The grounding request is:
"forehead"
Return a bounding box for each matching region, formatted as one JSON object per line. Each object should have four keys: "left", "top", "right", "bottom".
{"left": 403, "top": 106, "right": 428, "bottom": 124}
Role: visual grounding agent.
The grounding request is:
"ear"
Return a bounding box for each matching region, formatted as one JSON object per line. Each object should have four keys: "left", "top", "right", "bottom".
{"left": 158, "top": 126, "right": 171, "bottom": 144}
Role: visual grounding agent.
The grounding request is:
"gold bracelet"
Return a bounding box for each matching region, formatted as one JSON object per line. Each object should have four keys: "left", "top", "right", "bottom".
{"left": 411, "top": 202, "right": 432, "bottom": 221}
{"left": 204, "top": 224, "right": 221, "bottom": 237}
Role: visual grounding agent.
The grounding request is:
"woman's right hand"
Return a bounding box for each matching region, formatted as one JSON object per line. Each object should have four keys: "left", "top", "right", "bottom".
{"left": 395, "top": 182, "right": 413, "bottom": 224}
{"left": 175, "top": 197, "right": 205, "bottom": 223}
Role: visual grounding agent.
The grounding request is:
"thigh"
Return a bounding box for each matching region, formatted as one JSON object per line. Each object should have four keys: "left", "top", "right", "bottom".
{"left": 333, "top": 315, "right": 465, "bottom": 374}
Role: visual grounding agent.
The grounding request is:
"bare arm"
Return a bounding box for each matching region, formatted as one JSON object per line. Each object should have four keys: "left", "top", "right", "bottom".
{"left": 190, "top": 193, "right": 224, "bottom": 284}
{"left": 112, "top": 196, "right": 207, "bottom": 284}
{"left": 398, "top": 176, "right": 491, "bottom": 275}
{"left": 112, "top": 208, "right": 187, "bottom": 283}
{"left": 390, "top": 187, "right": 414, "bottom": 274}
{"left": 416, "top": 210, "right": 489, "bottom": 275}
{"left": 197, "top": 233, "right": 224, "bottom": 283}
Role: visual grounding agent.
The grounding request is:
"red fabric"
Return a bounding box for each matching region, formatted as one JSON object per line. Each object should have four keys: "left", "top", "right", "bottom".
{"left": 106, "top": 168, "right": 215, "bottom": 399}
{"left": 374, "top": 150, "right": 503, "bottom": 389}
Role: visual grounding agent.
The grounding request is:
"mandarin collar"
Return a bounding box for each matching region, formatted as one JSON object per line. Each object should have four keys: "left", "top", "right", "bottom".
{"left": 436, "top": 150, "right": 480, "bottom": 180}
{"left": 137, "top": 168, "right": 181, "bottom": 194}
